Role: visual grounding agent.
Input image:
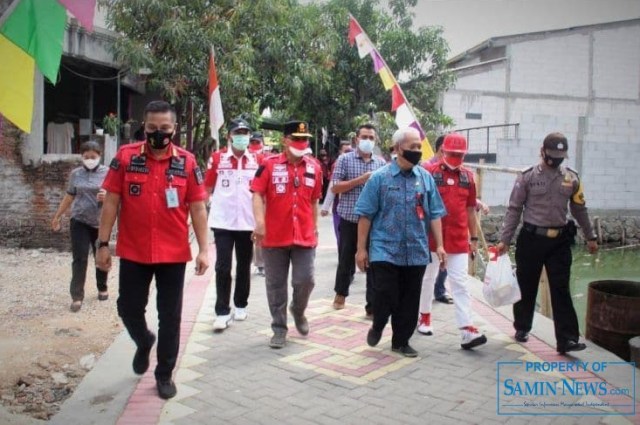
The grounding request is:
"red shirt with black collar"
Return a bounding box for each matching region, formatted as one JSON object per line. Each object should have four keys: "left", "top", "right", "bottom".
{"left": 250, "top": 153, "right": 323, "bottom": 248}
{"left": 424, "top": 160, "right": 477, "bottom": 253}
{"left": 102, "top": 142, "right": 207, "bottom": 264}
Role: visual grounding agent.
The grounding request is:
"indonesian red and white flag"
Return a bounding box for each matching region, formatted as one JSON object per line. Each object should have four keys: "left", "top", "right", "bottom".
{"left": 208, "top": 47, "right": 224, "bottom": 144}
{"left": 348, "top": 14, "right": 374, "bottom": 58}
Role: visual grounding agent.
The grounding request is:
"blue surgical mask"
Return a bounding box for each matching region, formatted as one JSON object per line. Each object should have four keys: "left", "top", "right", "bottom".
{"left": 231, "top": 134, "right": 250, "bottom": 151}
{"left": 359, "top": 139, "right": 375, "bottom": 154}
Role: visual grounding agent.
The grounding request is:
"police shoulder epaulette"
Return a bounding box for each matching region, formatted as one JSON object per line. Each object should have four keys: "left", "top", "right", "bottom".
{"left": 565, "top": 166, "right": 579, "bottom": 176}
{"left": 521, "top": 165, "right": 534, "bottom": 174}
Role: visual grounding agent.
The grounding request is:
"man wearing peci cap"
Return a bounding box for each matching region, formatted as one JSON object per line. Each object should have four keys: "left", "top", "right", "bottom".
{"left": 497, "top": 132, "right": 598, "bottom": 355}
{"left": 205, "top": 118, "right": 263, "bottom": 331}
{"left": 251, "top": 121, "right": 323, "bottom": 348}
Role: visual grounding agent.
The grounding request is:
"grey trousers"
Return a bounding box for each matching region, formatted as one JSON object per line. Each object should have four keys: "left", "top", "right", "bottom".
{"left": 263, "top": 246, "right": 316, "bottom": 334}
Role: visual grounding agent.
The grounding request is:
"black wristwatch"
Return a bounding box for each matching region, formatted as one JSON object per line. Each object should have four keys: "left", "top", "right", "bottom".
{"left": 96, "top": 240, "right": 110, "bottom": 249}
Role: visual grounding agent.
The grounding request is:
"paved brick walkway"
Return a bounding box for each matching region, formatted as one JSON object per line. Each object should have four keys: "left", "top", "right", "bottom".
{"left": 53, "top": 218, "right": 640, "bottom": 424}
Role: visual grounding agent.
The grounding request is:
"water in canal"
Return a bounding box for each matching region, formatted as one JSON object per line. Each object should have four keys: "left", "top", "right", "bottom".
{"left": 569, "top": 246, "right": 640, "bottom": 334}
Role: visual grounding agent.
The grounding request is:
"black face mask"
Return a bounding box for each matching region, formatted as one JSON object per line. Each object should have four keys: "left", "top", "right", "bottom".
{"left": 146, "top": 130, "right": 172, "bottom": 149}
{"left": 542, "top": 152, "right": 564, "bottom": 168}
{"left": 401, "top": 149, "right": 422, "bottom": 166}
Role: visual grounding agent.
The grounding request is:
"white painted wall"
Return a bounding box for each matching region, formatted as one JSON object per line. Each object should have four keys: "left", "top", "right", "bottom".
{"left": 442, "top": 22, "right": 640, "bottom": 210}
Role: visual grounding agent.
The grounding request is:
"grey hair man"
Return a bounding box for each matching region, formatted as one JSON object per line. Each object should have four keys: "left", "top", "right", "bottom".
{"left": 354, "top": 127, "right": 447, "bottom": 357}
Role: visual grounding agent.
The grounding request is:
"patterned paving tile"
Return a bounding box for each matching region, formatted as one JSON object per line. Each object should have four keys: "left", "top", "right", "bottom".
{"left": 270, "top": 299, "right": 418, "bottom": 385}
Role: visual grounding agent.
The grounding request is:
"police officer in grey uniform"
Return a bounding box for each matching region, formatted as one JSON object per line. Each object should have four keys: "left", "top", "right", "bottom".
{"left": 497, "top": 132, "right": 598, "bottom": 354}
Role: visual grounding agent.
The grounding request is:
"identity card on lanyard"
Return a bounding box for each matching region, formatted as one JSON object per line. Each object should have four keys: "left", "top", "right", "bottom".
{"left": 166, "top": 175, "right": 179, "bottom": 208}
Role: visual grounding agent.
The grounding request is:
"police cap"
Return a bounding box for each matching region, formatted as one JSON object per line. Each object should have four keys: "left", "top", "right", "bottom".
{"left": 543, "top": 132, "right": 569, "bottom": 158}
{"left": 228, "top": 118, "right": 252, "bottom": 133}
{"left": 284, "top": 120, "right": 312, "bottom": 138}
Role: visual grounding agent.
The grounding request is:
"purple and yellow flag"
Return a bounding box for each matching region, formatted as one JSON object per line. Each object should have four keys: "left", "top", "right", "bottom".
{"left": 348, "top": 14, "right": 434, "bottom": 158}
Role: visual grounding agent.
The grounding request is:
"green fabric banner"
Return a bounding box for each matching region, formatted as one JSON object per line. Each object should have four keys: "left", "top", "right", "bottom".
{"left": 1, "top": 0, "right": 67, "bottom": 83}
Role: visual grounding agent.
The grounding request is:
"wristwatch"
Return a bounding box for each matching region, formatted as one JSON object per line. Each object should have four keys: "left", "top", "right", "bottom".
{"left": 96, "top": 240, "right": 110, "bottom": 249}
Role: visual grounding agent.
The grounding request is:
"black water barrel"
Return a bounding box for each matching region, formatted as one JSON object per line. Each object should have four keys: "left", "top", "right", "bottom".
{"left": 586, "top": 280, "right": 640, "bottom": 361}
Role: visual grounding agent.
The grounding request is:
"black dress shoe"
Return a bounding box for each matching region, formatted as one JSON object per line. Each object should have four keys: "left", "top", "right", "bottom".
{"left": 557, "top": 340, "right": 587, "bottom": 354}
{"left": 514, "top": 330, "right": 529, "bottom": 343}
{"left": 391, "top": 345, "right": 418, "bottom": 358}
{"left": 367, "top": 328, "right": 382, "bottom": 347}
{"left": 156, "top": 378, "right": 177, "bottom": 399}
{"left": 133, "top": 332, "right": 156, "bottom": 375}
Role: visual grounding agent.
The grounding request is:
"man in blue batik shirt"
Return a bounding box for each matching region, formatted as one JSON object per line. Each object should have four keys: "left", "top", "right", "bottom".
{"left": 355, "top": 127, "right": 447, "bottom": 357}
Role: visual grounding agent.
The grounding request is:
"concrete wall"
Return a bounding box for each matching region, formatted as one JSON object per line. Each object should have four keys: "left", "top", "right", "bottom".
{"left": 443, "top": 21, "right": 640, "bottom": 210}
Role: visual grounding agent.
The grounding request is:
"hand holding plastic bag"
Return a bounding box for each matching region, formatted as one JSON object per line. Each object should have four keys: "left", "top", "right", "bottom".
{"left": 483, "top": 247, "right": 521, "bottom": 307}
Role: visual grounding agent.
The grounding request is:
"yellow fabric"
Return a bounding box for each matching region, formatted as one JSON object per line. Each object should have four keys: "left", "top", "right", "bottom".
{"left": 378, "top": 67, "right": 396, "bottom": 91}
{"left": 0, "top": 34, "right": 35, "bottom": 133}
{"left": 571, "top": 180, "right": 586, "bottom": 205}
{"left": 421, "top": 137, "right": 434, "bottom": 160}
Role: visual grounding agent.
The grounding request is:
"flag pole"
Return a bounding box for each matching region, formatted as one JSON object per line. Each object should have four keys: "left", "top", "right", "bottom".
{"left": 0, "top": 0, "right": 21, "bottom": 27}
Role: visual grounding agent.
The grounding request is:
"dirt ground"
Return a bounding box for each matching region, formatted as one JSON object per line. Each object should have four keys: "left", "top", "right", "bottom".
{"left": 0, "top": 247, "right": 122, "bottom": 422}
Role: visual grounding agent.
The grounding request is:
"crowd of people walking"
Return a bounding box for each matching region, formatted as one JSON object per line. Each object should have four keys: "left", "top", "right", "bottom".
{"left": 51, "top": 99, "right": 598, "bottom": 399}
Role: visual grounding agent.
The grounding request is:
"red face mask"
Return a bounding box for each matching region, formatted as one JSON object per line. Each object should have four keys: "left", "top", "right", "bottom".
{"left": 443, "top": 153, "right": 464, "bottom": 169}
{"left": 248, "top": 142, "right": 263, "bottom": 153}
{"left": 288, "top": 139, "right": 310, "bottom": 157}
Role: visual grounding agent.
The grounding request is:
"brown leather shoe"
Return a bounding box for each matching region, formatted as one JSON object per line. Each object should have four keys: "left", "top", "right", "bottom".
{"left": 333, "top": 295, "right": 345, "bottom": 310}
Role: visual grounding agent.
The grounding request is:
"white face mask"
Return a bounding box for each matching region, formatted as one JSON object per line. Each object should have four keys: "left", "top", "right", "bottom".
{"left": 359, "top": 139, "right": 375, "bottom": 154}
{"left": 289, "top": 146, "right": 307, "bottom": 158}
{"left": 83, "top": 157, "right": 100, "bottom": 169}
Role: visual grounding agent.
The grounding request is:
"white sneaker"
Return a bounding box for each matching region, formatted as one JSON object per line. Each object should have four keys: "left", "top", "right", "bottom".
{"left": 460, "top": 326, "right": 487, "bottom": 350}
{"left": 213, "top": 314, "right": 232, "bottom": 331}
{"left": 417, "top": 322, "right": 433, "bottom": 335}
{"left": 417, "top": 313, "right": 433, "bottom": 335}
{"left": 234, "top": 308, "right": 248, "bottom": 321}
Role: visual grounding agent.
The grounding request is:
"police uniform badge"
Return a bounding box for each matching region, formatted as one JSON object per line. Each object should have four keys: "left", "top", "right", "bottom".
{"left": 276, "top": 184, "right": 286, "bottom": 194}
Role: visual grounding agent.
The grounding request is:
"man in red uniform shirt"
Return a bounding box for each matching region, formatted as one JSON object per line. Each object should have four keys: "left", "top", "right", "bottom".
{"left": 251, "top": 120, "right": 323, "bottom": 349}
{"left": 418, "top": 133, "right": 487, "bottom": 349}
{"left": 96, "top": 100, "right": 209, "bottom": 399}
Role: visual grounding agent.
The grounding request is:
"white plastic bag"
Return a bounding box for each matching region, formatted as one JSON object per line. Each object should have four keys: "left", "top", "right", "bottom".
{"left": 483, "top": 247, "right": 521, "bottom": 307}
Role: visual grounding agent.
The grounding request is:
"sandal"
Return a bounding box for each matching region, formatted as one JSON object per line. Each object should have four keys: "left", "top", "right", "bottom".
{"left": 435, "top": 294, "right": 454, "bottom": 304}
{"left": 70, "top": 301, "right": 82, "bottom": 312}
{"left": 98, "top": 292, "right": 109, "bottom": 301}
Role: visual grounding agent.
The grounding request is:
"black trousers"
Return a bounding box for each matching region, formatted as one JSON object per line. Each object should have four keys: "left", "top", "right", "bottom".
{"left": 334, "top": 219, "right": 373, "bottom": 313}
{"left": 69, "top": 218, "right": 107, "bottom": 301}
{"left": 370, "top": 261, "right": 426, "bottom": 348}
{"left": 212, "top": 228, "right": 253, "bottom": 315}
{"left": 117, "top": 259, "right": 186, "bottom": 381}
{"left": 513, "top": 229, "right": 579, "bottom": 346}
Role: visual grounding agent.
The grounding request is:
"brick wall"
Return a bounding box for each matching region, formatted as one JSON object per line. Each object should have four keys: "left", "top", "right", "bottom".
{"left": 0, "top": 122, "right": 78, "bottom": 250}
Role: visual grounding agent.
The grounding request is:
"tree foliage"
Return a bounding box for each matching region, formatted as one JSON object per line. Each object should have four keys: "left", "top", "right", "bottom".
{"left": 99, "top": 0, "right": 454, "bottom": 158}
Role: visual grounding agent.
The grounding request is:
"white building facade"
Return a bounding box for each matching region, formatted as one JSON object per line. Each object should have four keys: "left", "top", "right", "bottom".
{"left": 442, "top": 19, "right": 640, "bottom": 210}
